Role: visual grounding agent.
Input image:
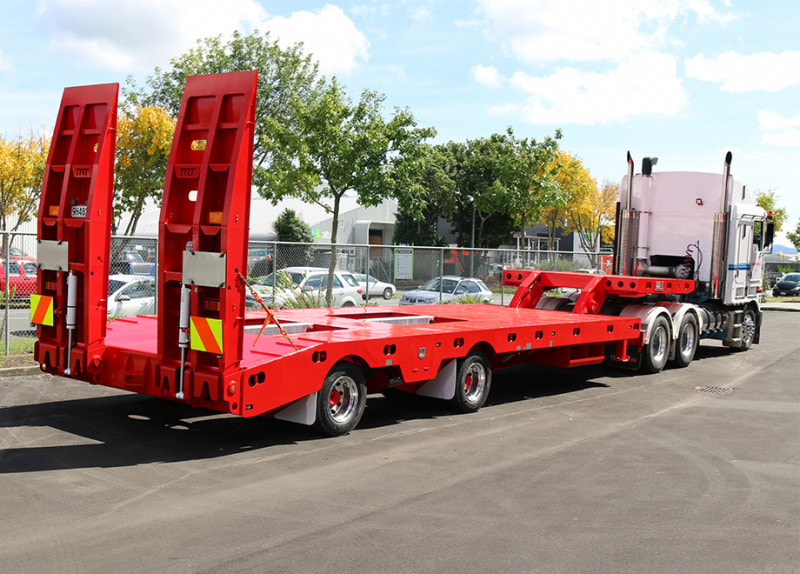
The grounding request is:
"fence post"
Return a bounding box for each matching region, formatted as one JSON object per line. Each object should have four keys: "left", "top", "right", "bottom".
{"left": 154, "top": 237, "right": 159, "bottom": 312}
{"left": 4, "top": 233, "right": 9, "bottom": 357}
{"left": 439, "top": 247, "right": 444, "bottom": 303}
{"left": 271, "top": 241, "right": 277, "bottom": 303}
{"left": 364, "top": 248, "right": 370, "bottom": 304}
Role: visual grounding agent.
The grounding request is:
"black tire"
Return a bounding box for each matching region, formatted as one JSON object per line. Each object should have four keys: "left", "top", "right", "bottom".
{"left": 672, "top": 313, "right": 699, "bottom": 368}
{"left": 314, "top": 363, "right": 367, "bottom": 436}
{"left": 382, "top": 287, "right": 393, "bottom": 300}
{"left": 731, "top": 308, "right": 757, "bottom": 352}
{"left": 449, "top": 351, "right": 492, "bottom": 413}
{"left": 341, "top": 300, "right": 355, "bottom": 307}
{"left": 642, "top": 315, "right": 670, "bottom": 374}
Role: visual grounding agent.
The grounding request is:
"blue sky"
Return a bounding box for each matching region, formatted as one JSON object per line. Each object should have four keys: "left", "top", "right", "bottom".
{"left": 1, "top": 0, "right": 798, "bottom": 243}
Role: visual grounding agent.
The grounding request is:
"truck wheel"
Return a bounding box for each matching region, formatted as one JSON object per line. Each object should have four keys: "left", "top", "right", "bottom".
{"left": 449, "top": 351, "right": 491, "bottom": 413}
{"left": 315, "top": 363, "right": 367, "bottom": 437}
{"left": 672, "top": 314, "right": 699, "bottom": 368}
{"left": 732, "top": 308, "right": 757, "bottom": 352}
{"left": 642, "top": 316, "right": 670, "bottom": 374}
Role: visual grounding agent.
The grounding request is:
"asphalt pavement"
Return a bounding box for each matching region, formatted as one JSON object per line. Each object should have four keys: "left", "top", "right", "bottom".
{"left": 0, "top": 310, "right": 797, "bottom": 573}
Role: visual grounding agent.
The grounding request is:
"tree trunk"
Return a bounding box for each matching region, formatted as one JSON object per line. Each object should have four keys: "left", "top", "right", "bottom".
{"left": 325, "top": 193, "right": 341, "bottom": 307}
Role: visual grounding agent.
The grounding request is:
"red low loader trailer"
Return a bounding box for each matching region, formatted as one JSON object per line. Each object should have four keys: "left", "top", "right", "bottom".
{"left": 31, "top": 72, "right": 755, "bottom": 436}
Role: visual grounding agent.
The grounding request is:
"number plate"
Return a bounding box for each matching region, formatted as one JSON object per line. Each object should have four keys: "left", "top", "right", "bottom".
{"left": 71, "top": 205, "right": 87, "bottom": 218}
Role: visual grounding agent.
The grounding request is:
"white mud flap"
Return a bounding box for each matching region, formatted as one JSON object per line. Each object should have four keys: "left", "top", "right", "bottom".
{"left": 274, "top": 392, "right": 317, "bottom": 426}
{"left": 416, "top": 359, "right": 457, "bottom": 400}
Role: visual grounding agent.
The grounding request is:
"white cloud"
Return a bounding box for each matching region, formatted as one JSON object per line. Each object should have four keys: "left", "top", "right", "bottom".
{"left": 265, "top": 5, "right": 369, "bottom": 75}
{"left": 409, "top": 6, "right": 433, "bottom": 23}
{"left": 37, "top": 0, "right": 267, "bottom": 71}
{"left": 475, "top": 0, "right": 737, "bottom": 64}
{"left": 685, "top": 50, "right": 800, "bottom": 92}
{"left": 471, "top": 64, "right": 502, "bottom": 88}
{"left": 759, "top": 110, "right": 800, "bottom": 147}
{"left": 508, "top": 52, "right": 686, "bottom": 125}
{"left": 36, "top": 1, "right": 369, "bottom": 76}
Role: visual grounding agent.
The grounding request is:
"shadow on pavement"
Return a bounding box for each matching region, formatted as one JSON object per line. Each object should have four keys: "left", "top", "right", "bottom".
{"left": 0, "top": 362, "right": 616, "bottom": 474}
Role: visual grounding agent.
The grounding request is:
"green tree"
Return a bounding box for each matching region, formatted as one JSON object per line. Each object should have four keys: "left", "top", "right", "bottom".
{"left": 392, "top": 143, "right": 454, "bottom": 246}
{"left": 437, "top": 130, "right": 562, "bottom": 251}
{"left": 755, "top": 190, "right": 787, "bottom": 232}
{"left": 273, "top": 208, "right": 314, "bottom": 267}
{"left": 114, "top": 106, "right": 175, "bottom": 236}
{"left": 786, "top": 220, "right": 800, "bottom": 251}
{"left": 264, "top": 77, "right": 435, "bottom": 305}
{"left": 503, "top": 128, "right": 562, "bottom": 249}
{"left": 452, "top": 136, "right": 518, "bottom": 249}
{"left": 128, "top": 30, "right": 320, "bottom": 193}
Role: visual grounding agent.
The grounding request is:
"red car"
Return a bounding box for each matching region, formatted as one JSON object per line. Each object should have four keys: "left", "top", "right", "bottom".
{"left": 0, "top": 259, "right": 38, "bottom": 301}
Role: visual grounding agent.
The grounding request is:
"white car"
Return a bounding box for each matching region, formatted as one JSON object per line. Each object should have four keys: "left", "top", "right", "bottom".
{"left": 250, "top": 267, "right": 364, "bottom": 308}
{"left": 352, "top": 273, "right": 396, "bottom": 300}
{"left": 107, "top": 274, "right": 156, "bottom": 317}
{"left": 400, "top": 276, "right": 493, "bottom": 305}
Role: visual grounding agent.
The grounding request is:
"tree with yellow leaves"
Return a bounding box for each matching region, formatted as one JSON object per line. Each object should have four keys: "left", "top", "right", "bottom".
{"left": 114, "top": 106, "right": 175, "bottom": 236}
{"left": 567, "top": 178, "right": 618, "bottom": 266}
{"left": 0, "top": 130, "right": 49, "bottom": 251}
{"left": 538, "top": 151, "right": 594, "bottom": 251}
{"left": 539, "top": 152, "right": 616, "bottom": 267}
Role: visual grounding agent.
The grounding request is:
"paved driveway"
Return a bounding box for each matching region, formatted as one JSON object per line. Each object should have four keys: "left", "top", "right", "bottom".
{"left": 1, "top": 312, "right": 797, "bottom": 573}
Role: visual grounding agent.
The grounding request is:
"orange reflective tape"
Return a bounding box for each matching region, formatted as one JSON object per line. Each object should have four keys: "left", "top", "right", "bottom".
{"left": 30, "top": 295, "right": 54, "bottom": 326}
{"left": 190, "top": 316, "right": 223, "bottom": 354}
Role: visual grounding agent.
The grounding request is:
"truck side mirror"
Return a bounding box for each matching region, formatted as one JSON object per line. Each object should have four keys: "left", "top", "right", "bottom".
{"left": 764, "top": 219, "right": 775, "bottom": 253}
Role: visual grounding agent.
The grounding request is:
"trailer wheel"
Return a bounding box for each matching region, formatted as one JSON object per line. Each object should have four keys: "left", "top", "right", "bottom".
{"left": 315, "top": 363, "right": 367, "bottom": 437}
{"left": 672, "top": 314, "right": 699, "bottom": 368}
{"left": 642, "top": 316, "right": 670, "bottom": 374}
{"left": 449, "top": 351, "right": 492, "bottom": 413}
{"left": 732, "top": 308, "right": 757, "bottom": 352}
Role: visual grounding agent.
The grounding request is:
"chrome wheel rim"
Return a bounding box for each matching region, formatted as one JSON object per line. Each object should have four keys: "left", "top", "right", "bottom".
{"left": 680, "top": 322, "right": 696, "bottom": 355}
{"left": 652, "top": 326, "right": 668, "bottom": 364}
{"left": 328, "top": 376, "right": 359, "bottom": 423}
{"left": 742, "top": 312, "right": 756, "bottom": 346}
{"left": 463, "top": 362, "right": 487, "bottom": 404}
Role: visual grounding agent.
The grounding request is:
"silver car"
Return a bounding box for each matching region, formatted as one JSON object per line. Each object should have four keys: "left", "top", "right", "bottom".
{"left": 251, "top": 267, "right": 364, "bottom": 308}
{"left": 107, "top": 274, "right": 156, "bottom": 317}
{"left": 400, "top": 276, "right": 493, "bottom": 305}
{"left": 352, "top": 273, "right": 396, "bottom": 300}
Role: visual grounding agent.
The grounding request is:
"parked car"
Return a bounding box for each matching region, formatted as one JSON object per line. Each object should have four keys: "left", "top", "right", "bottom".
{"left": 110, "top": 251, "right": 156, "bottom": 275}
{"left": 250, "top": 267, "right": 363, "bottom": 308}
{"left": 772, "top": 272, "right": 800, "bottom": 296}
{"left": 400, "top": 276, "right": 493, "bottom": 305}
{"left": 352, "top": 273, "right": 396, "bottom": 300}
{"left": 107, "top": 274, "right": 156, "bottom": 317}
{"left": 8, "top": 247, "right": 31, "bottom": 259}
{"left": 0, "top": 259, "right": 38, "bottom": 301}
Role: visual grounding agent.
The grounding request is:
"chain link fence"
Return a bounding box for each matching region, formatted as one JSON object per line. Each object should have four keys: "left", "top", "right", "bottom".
{"left": 0, "top": 230, "right": 609, "bottom": 360}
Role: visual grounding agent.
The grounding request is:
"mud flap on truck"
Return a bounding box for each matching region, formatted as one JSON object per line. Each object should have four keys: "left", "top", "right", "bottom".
{"left": 754, "top": 310, "right": 763, "bottom": 345}
{"left": 274, "top": 392, "right": 317, "bottom": 426}
{"left": 416, "top": 359, "right": 457, "bottom": 400}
